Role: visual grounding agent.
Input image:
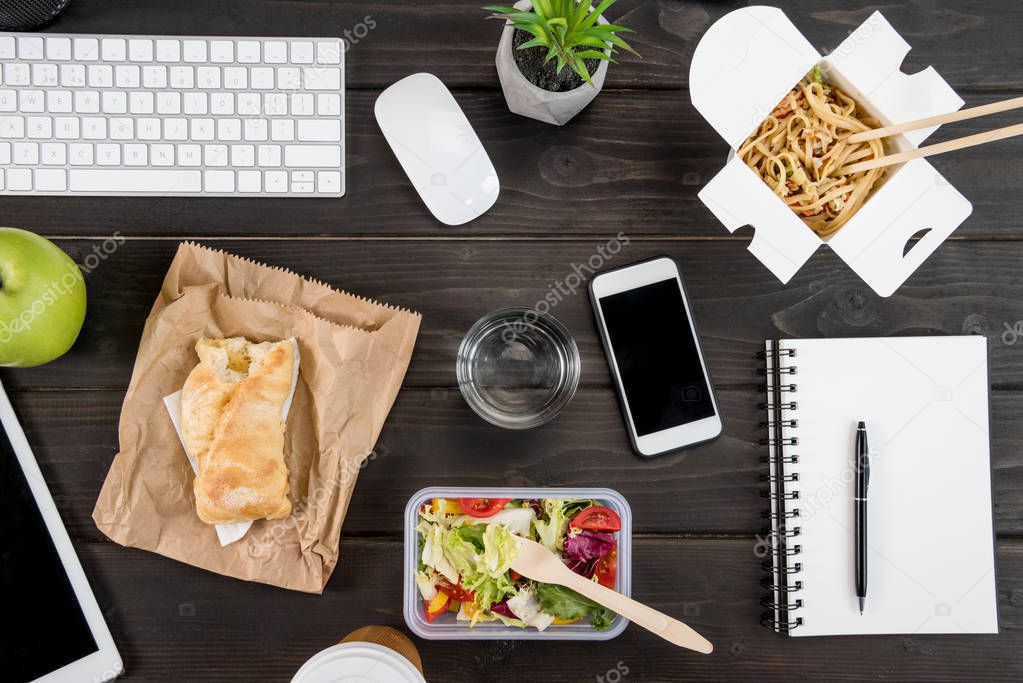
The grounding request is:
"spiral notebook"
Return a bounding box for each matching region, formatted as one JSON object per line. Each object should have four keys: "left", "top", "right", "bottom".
{"left": 761, "top": 336, "right": 998, "bottom": 636}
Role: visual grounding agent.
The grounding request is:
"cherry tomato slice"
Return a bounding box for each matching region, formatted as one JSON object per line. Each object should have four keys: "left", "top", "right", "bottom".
{"left": 458, "top": 497, "right": 511, "bottom": 518}
{"left": 436, "top": 578, "right": 474, "bottom": 602}
{"left": 594, "top": 546, "right": 618, "bottom": 589}
{"left": 570, "top": 505, "right": 622, "bottom": 532}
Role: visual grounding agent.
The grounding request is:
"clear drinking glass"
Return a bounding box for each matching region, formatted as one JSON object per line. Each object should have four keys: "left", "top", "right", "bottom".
{"left": 456, "top": 307, "right": 580, "bottom": 429}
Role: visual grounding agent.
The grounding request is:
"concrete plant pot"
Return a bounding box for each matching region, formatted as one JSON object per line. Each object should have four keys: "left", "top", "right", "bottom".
{"left": 494, "top": 0, "right": 610, "bottom": 126}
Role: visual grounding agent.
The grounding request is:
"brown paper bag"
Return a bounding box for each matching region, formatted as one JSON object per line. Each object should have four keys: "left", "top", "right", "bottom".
{"left": 93, "top": 243, "right": 421, "bottom": 593}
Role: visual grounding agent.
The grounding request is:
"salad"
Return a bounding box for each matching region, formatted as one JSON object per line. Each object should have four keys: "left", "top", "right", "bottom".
{"left": 415, "top": 497, "right": 621, "bottom": 630}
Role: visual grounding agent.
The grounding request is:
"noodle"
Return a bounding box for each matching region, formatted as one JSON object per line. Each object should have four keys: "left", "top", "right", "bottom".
{"left": 738, "top": 67, "right": 887, "bottom": 237}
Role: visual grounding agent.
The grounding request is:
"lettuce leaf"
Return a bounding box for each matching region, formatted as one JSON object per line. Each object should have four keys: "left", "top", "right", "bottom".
{"left": 535, "top": 582, "right": 617, "bottom": 631}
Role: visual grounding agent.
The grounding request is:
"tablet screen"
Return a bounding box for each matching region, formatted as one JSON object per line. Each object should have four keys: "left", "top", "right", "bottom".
{"left": 1, "top": 422, "right": 98, "bottom": 682}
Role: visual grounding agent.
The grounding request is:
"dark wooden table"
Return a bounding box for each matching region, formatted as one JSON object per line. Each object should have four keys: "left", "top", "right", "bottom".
{"left": 4, "top": 1, "right": 1022, "bottom": 680}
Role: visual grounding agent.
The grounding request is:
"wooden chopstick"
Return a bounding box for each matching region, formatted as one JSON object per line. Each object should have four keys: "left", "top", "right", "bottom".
{"left": 839, "top": 121, "right": 1023, "bottom": 174}
{"left": 846, "top": 95, "right": 1023, "bottom": 143}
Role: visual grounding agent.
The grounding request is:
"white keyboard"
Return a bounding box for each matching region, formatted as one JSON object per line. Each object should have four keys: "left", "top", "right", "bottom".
{"left": 0, "top": 33, "right": 345, "bottom": 197}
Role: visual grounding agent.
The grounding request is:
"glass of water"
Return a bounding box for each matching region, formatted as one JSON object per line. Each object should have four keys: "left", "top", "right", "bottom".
{"left": 456, "top": 307, "right": 580, "bottom": 429}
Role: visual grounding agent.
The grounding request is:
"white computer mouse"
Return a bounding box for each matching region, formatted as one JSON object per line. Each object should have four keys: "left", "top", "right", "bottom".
{"left": 375, "top": 73, "right": 500, "bottom": 226}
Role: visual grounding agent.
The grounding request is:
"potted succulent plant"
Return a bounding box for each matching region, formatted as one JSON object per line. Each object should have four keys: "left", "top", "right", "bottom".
{"left": 486, "top": 0, "right": 637, "bottom": 125}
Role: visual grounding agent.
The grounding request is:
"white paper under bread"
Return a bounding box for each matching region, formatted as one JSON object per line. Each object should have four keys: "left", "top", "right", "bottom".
{"left": 162, "top": 337, "right": 301, "bottom": 547}
{"left": 691, "top": 7, "right": 973, "bottom": 297}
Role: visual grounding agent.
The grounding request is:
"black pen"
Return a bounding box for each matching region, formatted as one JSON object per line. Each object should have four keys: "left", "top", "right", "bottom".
{"left": 855, "top": 421, "right": 870, "bottom": 615}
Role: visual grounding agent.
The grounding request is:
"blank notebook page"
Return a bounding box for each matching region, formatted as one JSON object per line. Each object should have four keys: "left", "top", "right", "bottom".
{"left": 781, "top": 336, "right": 997, "bottom": 636}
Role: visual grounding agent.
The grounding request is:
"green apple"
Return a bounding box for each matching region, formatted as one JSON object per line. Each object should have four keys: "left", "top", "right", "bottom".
{"left": 0, "top": 228, "right": 87, "bottom": 367}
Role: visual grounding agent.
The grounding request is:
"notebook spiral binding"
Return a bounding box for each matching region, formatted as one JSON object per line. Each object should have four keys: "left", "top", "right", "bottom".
{"left": 757, "top": 341, "right": 803, "bottom": 634}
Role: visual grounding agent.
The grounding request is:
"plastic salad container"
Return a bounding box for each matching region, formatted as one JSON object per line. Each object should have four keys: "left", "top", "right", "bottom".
{"left": 403, "top": 487, "right": 632, "bottom": 640}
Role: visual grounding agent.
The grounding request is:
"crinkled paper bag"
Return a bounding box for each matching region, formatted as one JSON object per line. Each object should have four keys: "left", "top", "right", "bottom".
{"left": 93, "top": 242, "right": 421, "bottom": 593}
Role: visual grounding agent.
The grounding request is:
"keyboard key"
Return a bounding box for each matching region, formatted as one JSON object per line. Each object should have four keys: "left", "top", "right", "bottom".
{"left": 41, "top": 143, "right": 66, "bottom": 165}
{"left": 244, "top": 119, "right": 268, "bottom": 141}
{"left": 237, "top": 93, "right": 260, "bottom": 116}
{"left": 54, "top": 117, "right": 79, "bottom": 138}
{"left": 116, "top": 65, "right": 141, "bottom": 88}
{"left": 123, "top": 144, "right": 148, "bottom": 166}
{"left": 237, "top": 41, "right": 260, "bottom": 63}
{"left": 129, "top": 91, "right": 153, "bottom": 114}
{"left": 171, "top": 66, "right": 194, "bottom": 88}
{"left": 191, "top": 118, "right": 215, "bottom": 140}
{"left": 271, "top": 119, "right": 294, "bottom": 141}
{"left": 96, "top": 144, "right": 120, "bottom": 165}
{"left": 1, "top": 142, "right": 15, "bottom": 163}
{"left": 264, "top": 170, "right": 287, "bottom": 192}
{"left": 304, "top": 67, "right": 341, "bottom": 90}
{"left": 204, "top": 144, "right": 228, "bottom": 166}
{"left": 151, "top": 144, "right": 174, "bottom": 166}
{"left": 0, "top": 117, "right": 25, "bottom": 138}
{"left": 156, "top": 92, "right": 180, "bottom": 114}
{"left": 18, "top": 37, "right": 45, "bottom": 60}
{"left": 251, "top": 67, "right": 274, "bottom": 90}
{"left": 197, "top": 66, "right": 220, "bottom": 89}
{"left": 36, "top": 169, "right": 67, "bottom": 191}
{"left": 88, "top": 64, "right": 113, "bottom": 88}
{"left": 183, "top": 40, "right": 207, "bottom": 62}
{"left": 263, "top": 92, "right": 288, "bottom": 116}
{"left": 5, "top": 64, "right": 30, "bottom": 86}
{"left": 46, "top": 37, "right": 72, "bottom": 61}
{"left": 230, "top": 144, "right": 254, "bottom": 166}
{"left": 317, "top": 93, "right": 341, "bottom": 116}
{"left": 143, "top": 65, "right": 168, "bottom": 88}
{"left": 224, "top": 67, "right": 247, "bottom": 89}
{"left": 73, "top": 38, "right": 99, "bottom": 61}
{"left": 205, "top": 170, "right": 235, "bottom": 192}
{"left": 290, "top": 41, "right": 314, "bottom": 64}
{"left": 60, "top": 64, "right": 86, "bottom": 87}
{"left": 164, "top": 118, "right": 188, "bottom": 140}
{"left": 70, "top": 169, "right": 202, "bottom": 192}
{"left": 257, "top": 144, "right": 281, "bottom": 166}
{"left": 129, "top": 39, "right": 154, "bottom": 61}
{"left": 137, "top": 118, "right": 160, "bottom": 140}
{"left": 210, "top": 92, "right": 233, "bottom": 115}
{"left": 7, "top": 168, "right": 31, "bottom": 191}
{"left": 32, "top": 64, "right": 58, "bottom": 86}
{"left": 317, "top": 41, "right": 342, "bottom": 65}
{"left": 102, "top": 91, "right": 127, "bottom": 114}
{"left": 69, "top": 143, "right": 93, "bottom": 165}
{"left": 264, "top": 41, "right": 287, "bottom": 64}
{"left": 178, "top": 144, "right": 202, "bottom": 166}
{"left": 284, "top": 145, "right": 341, "bottom": 167}
{"left": 110, "top": 118, "right": 134, "bottom": 140}
{"left": 0, "top": 90, "right": 14, "bottom": 112}
{"left": 156, "top": 39, "right": 181, "bottom": 62}
{"left": 184, "top": 92, "right": 208, "bottom": 114}
{"left": 14, "top": 142, "right": 38, "bottom": 164}
{"left": 101, "top": 38, "right": 127, "bottom": 61}
{"left": 0, "top": 37, "right": 15, "bottom": 59}
{"left": 217, "top": 119, "right": 241, "bottom": 140}
{"left": 26, "top": 117, "right": 51, "bottom": 138}
{"left": 298, "top": 119, "right": 341, "bottom": 142}
{"left": 277, "top": 67, "right": 301, "bottom": 90}
{"left": 74, "top": 91, "right": 100, "bottom": 113}
{"left": 19, "top": 90, "right": 45, "bottom": 112}
{"left": 291, "top": 93, "right": 313, "bottom": 115}
{"left": 317, "top": 170, "right": 342, "bottom": 193}
{"left": 82, "top": 117, "right": 106, "bottom": 139}
{"left": 238, "top": 170, "right": 261, "bottom": 192}
{"left": 210, "top": 41, "right": 233, "bottom": 63}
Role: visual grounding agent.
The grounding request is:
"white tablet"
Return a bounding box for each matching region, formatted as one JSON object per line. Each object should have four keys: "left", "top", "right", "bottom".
{"left": 0, "top": 380, "right": 122, "bottom": 683}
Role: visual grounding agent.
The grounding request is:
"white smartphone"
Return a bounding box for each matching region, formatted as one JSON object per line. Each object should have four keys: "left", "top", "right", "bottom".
{"left": 590, "top": 256, "right": 723, "bottom": 457}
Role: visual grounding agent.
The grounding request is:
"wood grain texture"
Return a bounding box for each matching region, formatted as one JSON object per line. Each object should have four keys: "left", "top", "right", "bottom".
{"left": 3, "top": 239, "right": 1023, "bottom": 391}
{"left": 74, "top": 538, "right": 1023, "bottom": 682}
{"left": 12, "top": 386, "right": 1023, "bottom": 541}
{"left": 3, "top": 91, "right": 1021, "bottom": 238}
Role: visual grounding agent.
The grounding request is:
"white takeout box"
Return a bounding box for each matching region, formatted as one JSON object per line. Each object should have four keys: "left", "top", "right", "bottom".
{"left": 690, "top": 7, "right": 972, "bottom": 297}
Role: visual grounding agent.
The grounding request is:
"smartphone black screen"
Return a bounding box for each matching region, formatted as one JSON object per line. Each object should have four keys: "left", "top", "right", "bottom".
{"left": 599, "top": 277, "right": 715, "bottom": 436}
{"left": 1, "top": 421, "right": 98, "bottom": 682}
